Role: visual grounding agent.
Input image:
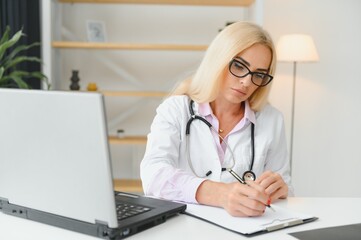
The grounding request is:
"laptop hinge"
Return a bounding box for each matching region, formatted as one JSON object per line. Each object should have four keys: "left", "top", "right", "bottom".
{"left": 95, "top": 219, "right": 112, "bottom": 239}
{"left": 0, "top": 199, "right": 28, "bottom": 219}
{"left": 0, "top": 197, "right": 9, "bottom": 210}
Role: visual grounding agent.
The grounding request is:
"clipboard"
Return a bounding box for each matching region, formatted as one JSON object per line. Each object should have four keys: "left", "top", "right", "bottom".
{"left": 185, "top": 203, "right": 318, "bottom": 236}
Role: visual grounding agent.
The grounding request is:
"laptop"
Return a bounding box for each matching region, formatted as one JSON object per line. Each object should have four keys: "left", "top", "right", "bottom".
{"left": 0, "top": 89, "right": 186, "bottom": 239}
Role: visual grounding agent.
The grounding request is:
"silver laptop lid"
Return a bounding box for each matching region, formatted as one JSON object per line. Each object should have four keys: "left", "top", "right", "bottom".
{"left": 0, "top": 89, "right": 118, "bottom": 228}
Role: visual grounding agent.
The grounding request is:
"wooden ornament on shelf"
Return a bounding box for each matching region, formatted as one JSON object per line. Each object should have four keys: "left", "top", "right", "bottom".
{"left": 70, "top": 70, "right": 80, "bottom": 90}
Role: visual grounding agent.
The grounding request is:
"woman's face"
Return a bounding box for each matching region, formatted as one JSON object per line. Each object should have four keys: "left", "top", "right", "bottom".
{"left": 219, "top": 43, "right": 272, "bottom": 104}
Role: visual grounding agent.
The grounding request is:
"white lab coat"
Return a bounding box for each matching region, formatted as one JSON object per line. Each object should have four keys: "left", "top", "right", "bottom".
{"left": 140, "top": 95, "right": 293, "bottom": 203}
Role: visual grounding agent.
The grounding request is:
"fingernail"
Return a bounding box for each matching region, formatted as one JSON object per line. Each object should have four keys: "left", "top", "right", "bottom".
{"left": 267, "top": 198, "right": 271, "bottom": 205}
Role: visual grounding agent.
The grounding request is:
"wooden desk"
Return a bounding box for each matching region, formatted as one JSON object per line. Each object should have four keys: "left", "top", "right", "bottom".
{"left": 1, "top": 198, "right": 360, "bottom": 240}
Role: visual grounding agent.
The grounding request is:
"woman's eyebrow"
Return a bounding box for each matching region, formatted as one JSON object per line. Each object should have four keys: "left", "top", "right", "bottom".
{"left": 234, "top": 56, "right": 250, "bottom": 66}
{"left": 234, "top": 56, "right": 269, "bottom": 73}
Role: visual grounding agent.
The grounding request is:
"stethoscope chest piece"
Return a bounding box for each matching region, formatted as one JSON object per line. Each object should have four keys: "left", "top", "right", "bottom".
{"left": 242, "top": 170, "right": 256, "bottom": 181}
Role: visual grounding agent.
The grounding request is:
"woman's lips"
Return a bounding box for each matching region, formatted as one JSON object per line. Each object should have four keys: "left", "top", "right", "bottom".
{"left": 231, "top": 88, "right": 247, "bottom": 96}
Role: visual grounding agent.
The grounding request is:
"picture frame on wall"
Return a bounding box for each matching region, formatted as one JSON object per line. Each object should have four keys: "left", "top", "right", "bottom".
{"left": 86, "top": 20, "right": 107, "bottom": 42}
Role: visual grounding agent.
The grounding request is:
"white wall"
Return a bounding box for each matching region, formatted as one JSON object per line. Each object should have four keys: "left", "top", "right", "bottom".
{"left": 264, "top": 0, "right": 361, "bottom": 197}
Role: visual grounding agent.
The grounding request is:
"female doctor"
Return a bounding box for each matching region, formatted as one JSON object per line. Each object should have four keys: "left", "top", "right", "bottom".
{"left": 140, "top": 21, "right": 293, "bottom": 217}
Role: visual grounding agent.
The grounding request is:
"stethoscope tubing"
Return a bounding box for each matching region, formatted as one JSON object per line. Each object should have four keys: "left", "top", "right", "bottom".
{"left": 185, "top": 99, "right": 255, "bottom": 179}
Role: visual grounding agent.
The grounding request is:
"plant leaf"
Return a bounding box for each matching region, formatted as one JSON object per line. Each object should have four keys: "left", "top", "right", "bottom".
{"left": 29, "top": 71, "right": 47, "bottom": 79}
{"left": 0, "top": 71, "right": 27, "bottom": 83}
{"left": 7, "top": 70, "right": 31, "bottom": 77}
{"left": 30, "top": 71, "right": 50, "bottom": 89}
{"left": 0, "top": 26, "right": 10, "bottom": 45}
{"left": 0, "top": 28, "right": 23, "bottom": 61}
{"left": 0, "top": 42, "right": 40, "bottom": 66}
{"left": 8, "top": 70, "right": 46, "bottom": 80}
{"left": 8, "top": 75, "right": 29, "bottom": 89}
{"left": 0, "top": 81, "right": 12, "bottom": 88}
{"left": 4, "top": 56, "right": 41, "bottom": 70}
{"left": 0, "top": 66, "right": 4, "bottom": 80}
{"left": 1, "top": 71, "right": 50, "bottom": 89}
{"left": 0, "top": 26, "right": 48, "bottom": 89}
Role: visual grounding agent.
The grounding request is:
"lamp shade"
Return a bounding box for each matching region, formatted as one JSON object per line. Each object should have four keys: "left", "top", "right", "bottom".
{"left": 276, "top": 34, "right": 319, "bottom": 62}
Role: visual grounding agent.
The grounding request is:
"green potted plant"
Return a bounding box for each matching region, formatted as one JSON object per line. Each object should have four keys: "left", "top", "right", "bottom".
{"left": 0, "top": 26, "right": 48, "bottom": 89}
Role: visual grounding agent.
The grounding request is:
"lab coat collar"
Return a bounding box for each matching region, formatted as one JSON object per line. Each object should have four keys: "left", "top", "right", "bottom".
{"left": 197, "top": 101, "right": 256, "bottom": 125}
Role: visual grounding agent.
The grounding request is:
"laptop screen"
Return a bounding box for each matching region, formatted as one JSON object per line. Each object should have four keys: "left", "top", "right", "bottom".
{"left": 0, "top": 89, "right": 118, "bottom": 228}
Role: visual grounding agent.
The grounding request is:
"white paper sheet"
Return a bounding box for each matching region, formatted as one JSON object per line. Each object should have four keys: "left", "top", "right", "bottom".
{"left": 185, "top": 203, "right": 316, "bottom": 235}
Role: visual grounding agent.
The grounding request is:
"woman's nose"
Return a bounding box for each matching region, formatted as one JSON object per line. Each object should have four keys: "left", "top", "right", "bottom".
{"left": 239, "top": 73, "right": 253, "bottom": 86}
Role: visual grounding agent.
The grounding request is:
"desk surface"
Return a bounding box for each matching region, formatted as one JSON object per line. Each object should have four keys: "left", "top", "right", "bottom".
{"left": 1, "top": 197, "right": 361, "bottom": 240}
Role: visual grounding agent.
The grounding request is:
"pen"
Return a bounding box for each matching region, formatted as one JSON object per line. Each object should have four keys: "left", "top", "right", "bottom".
{"left": 228, "top": 169, "right": 275, "bottom": 212}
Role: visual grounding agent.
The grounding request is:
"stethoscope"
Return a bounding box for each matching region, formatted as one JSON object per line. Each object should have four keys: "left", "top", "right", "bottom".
{"left": 185, "top": 100, "right": 256, "bottom": 181}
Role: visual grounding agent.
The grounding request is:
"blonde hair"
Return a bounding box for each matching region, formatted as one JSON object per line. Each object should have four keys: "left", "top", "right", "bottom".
{"left": 171, "top": 21, "right": 276, "bottom": 111}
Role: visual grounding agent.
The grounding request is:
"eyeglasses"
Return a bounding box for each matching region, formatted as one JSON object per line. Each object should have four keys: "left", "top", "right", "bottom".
{"left": 228, "top": 59, "right": 273, "bottom": 87}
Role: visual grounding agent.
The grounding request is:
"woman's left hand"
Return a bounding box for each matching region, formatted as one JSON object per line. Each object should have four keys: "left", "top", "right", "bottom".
{"left": 255, "top": 171, "right": 288, "bottom": 202}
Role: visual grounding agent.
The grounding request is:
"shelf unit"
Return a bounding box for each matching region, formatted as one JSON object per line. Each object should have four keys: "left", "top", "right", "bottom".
{"left": 109, "top": 136, "right": 147, "bottom": 144}
{"left": 113, "top": 179, "right": 143, "bottom": 193}
{"left": 49, "top": 0, "right": 256, "bottom": 194}
{"left": 52, "top": 41, "right": 208, "bottom": 51}
{"left": 58, "top": 0, "right": 254, "bottom": 7}
{"left": 101, "top": 91, "right": 167, "bottom": 97}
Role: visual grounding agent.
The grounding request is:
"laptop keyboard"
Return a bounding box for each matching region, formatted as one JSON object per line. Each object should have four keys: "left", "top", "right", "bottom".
{"left": 116, "top": 202, "right": 151, "bottom": 221}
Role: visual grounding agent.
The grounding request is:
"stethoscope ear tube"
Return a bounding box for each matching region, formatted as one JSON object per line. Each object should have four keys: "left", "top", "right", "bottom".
{"left": 185, "top": 117, "right": 193, "bottom": 135}
{"left": 186, "top": 115, "right": 212, "bottom": 135}
{"left": 186, "top": 100, "right": 212, "bottom": 135}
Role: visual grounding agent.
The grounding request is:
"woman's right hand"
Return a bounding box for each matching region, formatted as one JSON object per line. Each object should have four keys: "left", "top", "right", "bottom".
{"left": 220, "top": 181, "right": 270, "bottom": 217}
{"left": 196, "top": 180, "right": 270, "bottom": 217}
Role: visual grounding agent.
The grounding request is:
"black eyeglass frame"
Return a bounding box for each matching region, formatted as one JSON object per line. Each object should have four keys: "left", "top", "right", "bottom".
{"left": 228, "top": 59, "right": 274, "bottom": 87}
